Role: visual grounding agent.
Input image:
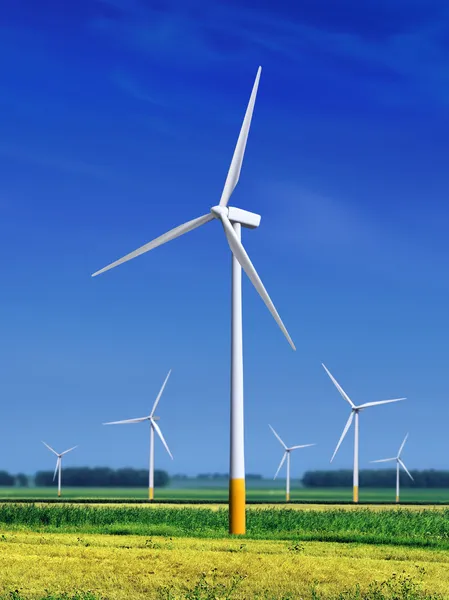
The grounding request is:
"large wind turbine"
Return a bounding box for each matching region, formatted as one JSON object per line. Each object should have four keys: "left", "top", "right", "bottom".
{"left": 322, "top": 363, "right": 405, "bottom": 503}
{"left": 42, "top": 442, "right": 78, "bottom": 498}
{"left": 371, "top": 433, "right": 413, "bottom": 503}
{"left": 270, "top": 425, "right": 315, "bottom": 502}
{"left": 92, "top": 67, "right": 295, "bottom": 534}
{"left": 103, "top": 370, "right": 173, "bottom": 500}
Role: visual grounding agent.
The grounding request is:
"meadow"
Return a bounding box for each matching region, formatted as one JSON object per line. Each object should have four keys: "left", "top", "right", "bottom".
{"left": 1, "top": 486, "right": 449, "bottom": 503}
{"left": 0, "top": 502, "right": 449, "bottom": 599}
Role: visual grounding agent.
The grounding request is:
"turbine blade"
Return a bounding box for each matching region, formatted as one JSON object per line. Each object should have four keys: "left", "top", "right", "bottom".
{"left": 150, "top": 369, "right": 172, "bottom": 418}
{"left": 42, "top": 441, "right": 58, "bottom": 456}
{"left": 397, "top": 433, "right": 409, "bottom": 457}
{"left": 289, "top": 444, "right": 316, "bottom": 450}
{"left": 357, "top": 398, "right": 406, "bottom": 409}
{"left": 269, "top": 425, "right": 287, "bottom": 449}
{"left": 370, "top": 458, "right": 396, "bottom": 463}
{"left": 331, "top": 411, "right": 354, "bottom": 463}
{"left": 152, "top": 420, "right": 173, "bottom": 460}
{"left": 322, "top": 364, "right": 354, "bottom": 407}
{"left": 53, "top": 457, "right": 60, "bottom": 481}
{"left": 103, "top": 417, "right": 148, "bottom": 425}
{"left": 60, "top": 445, "right": 78, "bottom": 456}
{"left": 220, "top": 213, "right": 295, "bottom": 350}
{"left": 399, "top": 458, "right": 414, "bottom": 481}
{"left": 219, "top": 67, "right": 261, "bottom": 208}
{"left": 274, "top": 452, "right": 287, "bottom": 480}
{"left": 92, "top": 214, "right": 214, "bottom": 277}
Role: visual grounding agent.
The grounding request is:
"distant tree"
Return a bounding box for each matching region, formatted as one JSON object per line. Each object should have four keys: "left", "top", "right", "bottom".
{"left": 302, "top": 469, "right": 449, "bottom": 488}
{"left": 154, "top": 470, "right": 170, "bottom": 488}
{"left": 35, "top": 471, "right": 54, "bottom": 486}
{"left": 15, "top": 473, "right": 29, "bottom": 487}
{"left": 247, "top": 474, "right": 263, "bottom": 480}
{"left": 34, "top": 467, "right": 170, "bottom": 488}
{"left": 0, "top": 471, "right": 14, "bottom": 486}
{"left": 302, "top": 470, "right": 352, "bottom": 488}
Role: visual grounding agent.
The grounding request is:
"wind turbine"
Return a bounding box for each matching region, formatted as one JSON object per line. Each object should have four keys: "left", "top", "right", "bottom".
{"left": 92, "top": 67, "right": 295, "bottom": 534}
{"left": 270, "top": 425, "right": 315, "bottom": 502}
{"left": 42, "top": 442, "right": 78, "bottom": 498}
{"left": 371, "top": 433, "right": 413, "bottom": 503}
{"left": 103, "top": 370, "right": 173, "bottom": 500}
{"left": 322, "top": 363, "right": 405, "bottom": 503}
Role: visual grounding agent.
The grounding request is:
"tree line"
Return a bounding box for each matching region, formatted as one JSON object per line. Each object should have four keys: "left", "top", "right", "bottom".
{"left": 0, "top": 468, "right": 170, "bottom": 488}
{"left": 3, "top": 468, "right": 449, "bottom": 488}
{"left": 301, "top": 469, "right": 449, "bottom": 488}
{"left": 0, "top": 472, "right": 28, "bottom": 487}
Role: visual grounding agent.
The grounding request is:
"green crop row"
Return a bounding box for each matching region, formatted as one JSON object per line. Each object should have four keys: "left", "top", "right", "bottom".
{"left": 0, "top": 504, "right": 448, "bottom": 549}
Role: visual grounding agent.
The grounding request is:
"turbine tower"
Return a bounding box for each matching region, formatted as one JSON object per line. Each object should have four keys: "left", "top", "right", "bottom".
{"left": 371, "top": 433, "right": 413, "bottom": 503}
{"left": 92, "top": 67, "right": 295, "bottom": 534}
{"left": 322, "top": 363, "right": 405, "bottom": 503}
{"left": 103, "top": 370, "right": 173, "bottom": 500}
{"left": 42, "top": 442, "right": 78, "bottom": 498}
{"left": 270, "top": 425, "right": 315, "bottom": 502}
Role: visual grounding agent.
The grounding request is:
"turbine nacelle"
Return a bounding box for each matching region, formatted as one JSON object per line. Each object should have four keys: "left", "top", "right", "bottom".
{"left": 211, "top": 206, "right": 261, "bottom": 229}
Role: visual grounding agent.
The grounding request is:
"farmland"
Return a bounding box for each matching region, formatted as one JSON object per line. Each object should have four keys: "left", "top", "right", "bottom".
{"left": 0, "top": 529, "right": 448, "bottom": 600}
{"left": 0, "top": 502, "right": 448, "bottom": 599}
{"left": 1, "top": 486, "right": 449, "bottom": 503}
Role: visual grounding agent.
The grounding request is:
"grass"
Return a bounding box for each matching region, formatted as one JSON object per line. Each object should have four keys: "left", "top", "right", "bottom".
{"left": 1, "top": 504, "right": 449, "bottom": 549}
{"left": 0, "top": 530, "right": 447, "bottom": 599}
{"left": 2, "top": 498, "right": 449, "bottom": 598}
{"left": 1, "top": 487, "right": 449, "bottom": 503}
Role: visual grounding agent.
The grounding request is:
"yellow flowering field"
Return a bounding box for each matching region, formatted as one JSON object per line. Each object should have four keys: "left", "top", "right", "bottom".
{"left": 0, "top": 529, "right": 448, "bottom": 599}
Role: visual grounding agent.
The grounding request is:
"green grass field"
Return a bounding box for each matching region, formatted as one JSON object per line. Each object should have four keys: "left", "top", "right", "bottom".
{"left": 1, "top": 486, "right": 449, "bottom": 503}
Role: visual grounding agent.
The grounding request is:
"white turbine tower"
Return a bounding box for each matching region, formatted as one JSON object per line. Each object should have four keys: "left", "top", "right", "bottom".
{"left": 92, "top": 67, "right": 295, "bottom": 534}
{"left": 371, "top": 433, "right": 413, "bottom": 503}
{"left": 103, "top": 370, "right": 173, "bottom": 500}
{"left": 322, "top": 363, "right": 405, "bottom": 503}
{"left": 270, "top": 425, "right": 315, "bottom": 502}
{"left": 42, "top": 442, "right": 78, "bottom": 498}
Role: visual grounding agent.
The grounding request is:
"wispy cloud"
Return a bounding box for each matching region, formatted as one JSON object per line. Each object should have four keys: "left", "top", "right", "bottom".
{"left": 267, "top": 184, "right": 377, "bottom": 252}
{"left": 0, "top": 143, "right": 112, "bottom": 181}
{"left": 91, "top": 0, "right": 449, "bottom": 112}
{"left": 110, "top": 69, "right": 165, "bottom": 106}
{"left": 264, "top": 182, "right": 449, "bottom": 290}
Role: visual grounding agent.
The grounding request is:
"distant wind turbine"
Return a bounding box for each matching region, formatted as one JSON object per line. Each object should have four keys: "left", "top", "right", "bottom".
{"left": 322, "top": 363, "right": 406, "bottom": 503}
{"left": 371, "top": 433, "right": 413, "bottom": 503}
{"left": 103, "top": 370, "right": 173, "bottom": 500}
{"left": 42, "top": 442, "right": 78, "bottom": 498}
{"left": 92, "top": 67, "right": 295, "bottom": 534}
{"left": 269, "top": 425, "right": 315, "bottom": 502}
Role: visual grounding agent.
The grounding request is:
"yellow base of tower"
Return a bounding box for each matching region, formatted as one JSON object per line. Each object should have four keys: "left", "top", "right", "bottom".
{"left": 229, "top": 478, "right": 245, "bottom": 535}
{"left": 396, "top": 496, "right": 399, "bottom": 503}
{"left": 149, "top": 487, "right": 154, "bottom": 501}
{"left": 57, "top": 492, "right": 61, "bottom": 498}
{"left": 353, "top": 486, "right": 358, "bottom": 502}
{"left": 286, "top": 492, "right": 290, "bottom": 502}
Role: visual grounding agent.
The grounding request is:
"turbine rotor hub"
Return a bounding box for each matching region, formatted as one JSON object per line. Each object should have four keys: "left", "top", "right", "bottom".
{"left": 210, "top": 205, "right": 228, "bottom": 219}
{"left": 211, "top": 205, "right": 261, "bottom": 229}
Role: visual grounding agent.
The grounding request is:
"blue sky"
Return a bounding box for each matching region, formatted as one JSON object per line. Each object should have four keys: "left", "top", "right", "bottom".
{"left": 1, "top": 0, "right": 449, "bottom": 479}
